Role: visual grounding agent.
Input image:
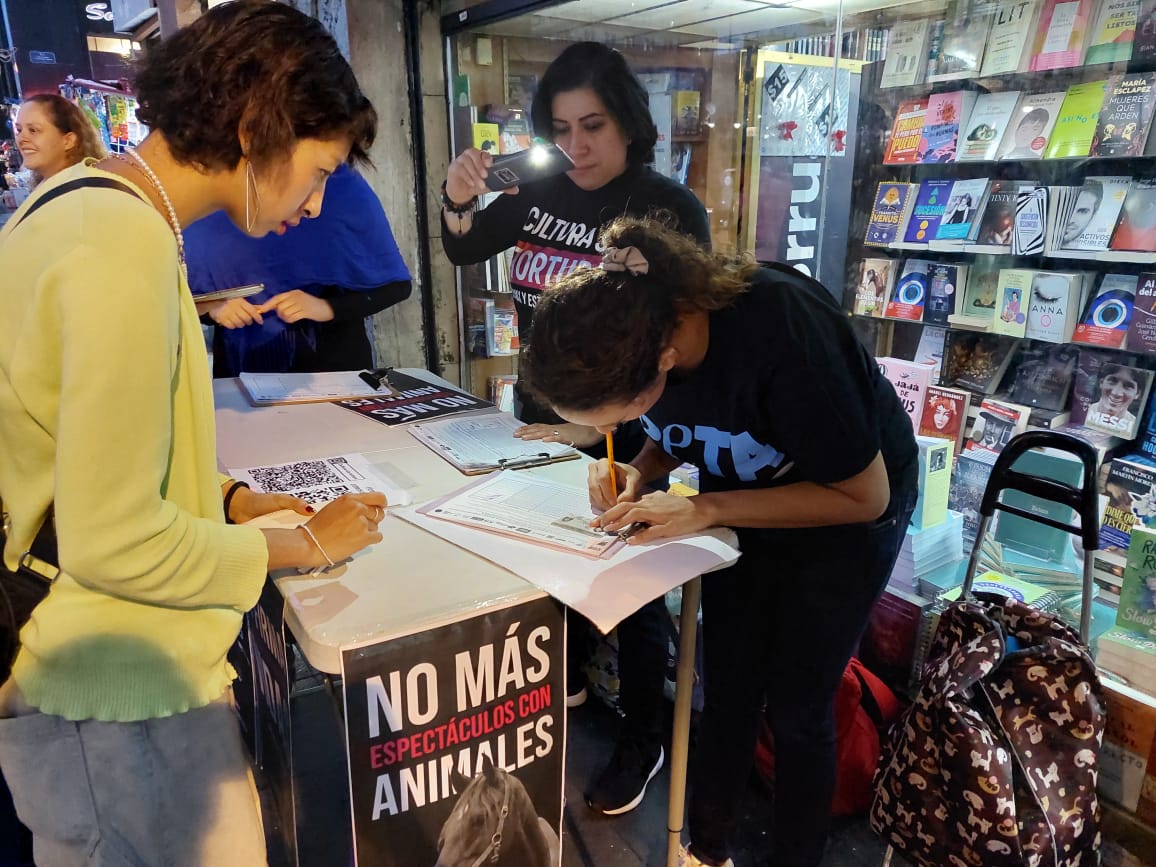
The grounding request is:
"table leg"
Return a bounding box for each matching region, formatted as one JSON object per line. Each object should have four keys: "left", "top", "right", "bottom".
{"left": 667, "top": 576, "right": 702, "bottom": 867}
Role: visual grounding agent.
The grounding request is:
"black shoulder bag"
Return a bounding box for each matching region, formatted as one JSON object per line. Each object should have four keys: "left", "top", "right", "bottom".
{"left": 0, "top": 176, "right": 139, "bottom": 681}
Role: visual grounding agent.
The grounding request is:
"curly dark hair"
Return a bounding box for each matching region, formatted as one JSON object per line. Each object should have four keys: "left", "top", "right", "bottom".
{"left": 133, "top": 0, "right": 376, "bottom": 171}
{"left": 531, "top": 42, "right": 657, "bottom": 166}
{"left": 521, "top": 215, "right": 753, "bottom": 412}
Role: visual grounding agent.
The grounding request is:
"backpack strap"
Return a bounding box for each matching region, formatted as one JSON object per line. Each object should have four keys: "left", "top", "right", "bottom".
{"left": 9, "top": 176, "right": 140, "bottom": 235}
{"left": 6, "top": 176, "right": 139, "bottom": 576}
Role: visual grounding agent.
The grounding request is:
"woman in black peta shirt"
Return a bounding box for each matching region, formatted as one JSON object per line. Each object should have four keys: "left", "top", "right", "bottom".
{"left": 441, "top": 42, "right": 710, "bottom": 819}
{"left": 522, "top": 216, "right": 919, "bottom": 867}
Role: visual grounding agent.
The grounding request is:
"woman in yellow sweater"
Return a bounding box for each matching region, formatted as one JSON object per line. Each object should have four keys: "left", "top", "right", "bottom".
{"left": 0, "top": 3, "right": 382, "bottom": 864}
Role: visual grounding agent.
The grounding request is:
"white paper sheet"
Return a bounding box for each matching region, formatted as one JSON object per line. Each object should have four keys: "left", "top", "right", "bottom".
{"left": 229, "top": 452, "right": 413, "bottom": 508}
{"left": 398, "top": 502, "right": 741, "bottom": 633}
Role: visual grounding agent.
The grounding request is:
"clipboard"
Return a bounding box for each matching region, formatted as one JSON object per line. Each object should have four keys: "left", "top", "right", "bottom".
{"left": 237, "top": 371, "right": 399, "bottom": 406}
{"left": 408, "top": 411, "right": 580, "bottom": 474}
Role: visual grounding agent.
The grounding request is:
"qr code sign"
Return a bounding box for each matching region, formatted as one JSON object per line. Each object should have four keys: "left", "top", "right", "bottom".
{"left": 296, "top": 485, "right": 354, "bottom": 505}
{"left": 248, "top": 461, "right": 342, "bottom": 493}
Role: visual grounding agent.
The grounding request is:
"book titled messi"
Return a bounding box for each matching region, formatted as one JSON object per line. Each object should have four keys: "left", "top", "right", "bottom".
{"left": 864, "top": 182, "right": 915, "bottom": 246}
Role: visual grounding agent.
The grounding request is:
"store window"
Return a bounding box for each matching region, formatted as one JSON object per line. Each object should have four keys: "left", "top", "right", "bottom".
{"left": 442, "top": 0, "right": 877, "bottom": 399}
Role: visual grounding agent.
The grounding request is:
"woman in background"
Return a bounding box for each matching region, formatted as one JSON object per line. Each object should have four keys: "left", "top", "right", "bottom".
{"left": 442, "top": 41, "right": 710, "bottom": 819}
{"left": 15, "top": 93, "right": 106, "bottom": 186}
{"left": 186, "top": 163, "right": 412, "bottom": 377}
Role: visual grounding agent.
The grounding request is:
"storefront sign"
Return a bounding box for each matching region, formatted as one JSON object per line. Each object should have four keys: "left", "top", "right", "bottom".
{"left": 85, "top": 2, "right": 113, "bottom": 22}
{"left": 342, "top": 596, "right": 565, "bottom": 867}
{"left": 28, "top": 51, "right": 57, "bottom": 64}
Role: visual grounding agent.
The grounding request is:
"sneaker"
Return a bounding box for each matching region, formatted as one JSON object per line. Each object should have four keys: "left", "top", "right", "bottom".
{"left": 566, "top": 683, "right": 588, "bottom": 708}
{"left": 678, "top": 846, "right": 733, "bottom": 867}
{"left": 584, "top": 737, "right": 664, "bottom": 815}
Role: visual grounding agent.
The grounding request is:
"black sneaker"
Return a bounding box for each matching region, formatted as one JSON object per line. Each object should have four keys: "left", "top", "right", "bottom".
{"left": 584, "top": 737, "right": 664, "bottom": 815}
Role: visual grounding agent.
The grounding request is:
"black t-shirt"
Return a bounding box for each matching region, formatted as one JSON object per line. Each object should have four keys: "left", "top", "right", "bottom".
{"left": 442, "top": 163, "right": 710, "bottom": 333}
{"left": 641, "top": 264, "right": 918, "bottom": 500}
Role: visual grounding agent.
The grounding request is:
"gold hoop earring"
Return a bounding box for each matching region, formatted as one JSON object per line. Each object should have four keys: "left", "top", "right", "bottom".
{"left": 245, "top": 160, "right": 261, "bottom": 232}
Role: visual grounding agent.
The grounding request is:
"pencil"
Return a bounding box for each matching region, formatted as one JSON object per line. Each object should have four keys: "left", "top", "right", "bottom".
{"left": 606, "top": 433, "right": 618, "bottom": 500}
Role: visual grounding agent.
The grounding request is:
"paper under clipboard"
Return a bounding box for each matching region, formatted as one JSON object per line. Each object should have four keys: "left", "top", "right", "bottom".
{"left": 237, "top": 371, "right": 398, "bottom": 406}
{"left": 408, "top": 411, "right": 579, "bottom": 474}
{"left": 416, "top": 471, "right": 623, "bottom": 559}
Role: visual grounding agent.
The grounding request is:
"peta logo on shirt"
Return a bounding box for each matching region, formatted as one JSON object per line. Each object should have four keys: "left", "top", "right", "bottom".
{"left": 641, "top": 416, "right": 793, "bottom": 481}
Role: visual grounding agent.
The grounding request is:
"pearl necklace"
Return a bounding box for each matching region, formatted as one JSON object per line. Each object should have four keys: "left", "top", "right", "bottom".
{"left": 123, "top": 146, "right": 186, "bottom": 279}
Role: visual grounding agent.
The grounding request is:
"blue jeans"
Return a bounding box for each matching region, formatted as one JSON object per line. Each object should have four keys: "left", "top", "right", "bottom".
{"left": 0, "top": 694, "right": 266, "bottom": 867}
{"left": 689, "top": 487, "right": 917, "bottom": 866}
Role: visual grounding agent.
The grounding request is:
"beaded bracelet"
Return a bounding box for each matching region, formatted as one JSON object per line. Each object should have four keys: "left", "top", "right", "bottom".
{"left": 440, "top": 179, "right": 477, "bottom": 215}
{"left": 222, "top": 480, "right": 250, "bottom": 525}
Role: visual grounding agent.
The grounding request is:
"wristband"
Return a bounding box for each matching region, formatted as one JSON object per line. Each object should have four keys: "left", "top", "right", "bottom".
{"left": 440, "top": 179, "right": 477, "bottom": 215}
{"left": 300, "top": 523, "right": 335, "bottom": 568}
{"left": 223, "top": 480, "right": 250, "bottom": 525}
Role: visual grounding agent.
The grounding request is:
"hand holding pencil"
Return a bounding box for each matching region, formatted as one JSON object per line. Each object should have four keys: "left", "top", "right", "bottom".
{"left": 587, "top": 433, "right": 642, "bottom": 512}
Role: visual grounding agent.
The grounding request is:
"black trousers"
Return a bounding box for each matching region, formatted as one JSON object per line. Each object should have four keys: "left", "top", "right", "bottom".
{"left": 689, "top": 486, "right": 917, "bottom": 866}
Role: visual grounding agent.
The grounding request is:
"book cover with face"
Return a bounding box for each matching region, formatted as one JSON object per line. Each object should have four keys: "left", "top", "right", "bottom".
{"left": 1060, "top": 176, "right": 1131, "bottom": 251}
{"left": 1086, "top": 364, "right": 1153, "bottom": 438}
{"left": 998, "top": 92, "right": 1066, "bottom": 160}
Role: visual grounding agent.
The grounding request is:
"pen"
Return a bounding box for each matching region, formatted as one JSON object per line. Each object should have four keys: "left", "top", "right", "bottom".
{"left": 605, "top": 433, "right": 618, "bottom": 500}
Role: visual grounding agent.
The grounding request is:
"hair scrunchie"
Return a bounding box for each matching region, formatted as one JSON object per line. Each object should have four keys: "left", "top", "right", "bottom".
{"left": 600, "top": 246, "right": 650, "bottom": 276}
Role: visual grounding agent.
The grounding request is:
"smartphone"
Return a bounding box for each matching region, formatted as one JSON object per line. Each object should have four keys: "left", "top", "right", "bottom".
{"left": 484, "top": 143, "right": 574, "bottom": 192}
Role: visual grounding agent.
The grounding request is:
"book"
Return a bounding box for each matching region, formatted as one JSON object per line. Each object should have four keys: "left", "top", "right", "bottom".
{"left": 1072, "top": 273, "right": 1139, "bottom": 347}
{"left": 949, "top": 260, "right": 1000, "bottom": 330}
{"left": 965, "top": 398, "right": 1032, "bottom": 463}
{"left": 408, "top": 411, "right": 580, "bottom": 475}
{"left": 1085, "top": 362, "right": 1153, "bottom": 437}
{"left": 997, "top": 91, "right": 1067, "bottom": 160}
{"left": 1029, "top": 0, "right": 1095, "bottom": 70}
{"left": 973, "top": 179, "right": 1020, "bottom": 249}
{"left": 883, "top": 98, "right": 930, "bottom": 164}
{"left": 994, "top": 447, "right": 1085, "bottom": 560}
{"left": 1023, "top": 271, "right": 1086, "bottom": 342}
{"left": 886, "top": 259, "right": 934, "bottom": 320}
{"left": 881, "top": 19, "right": 933, "bottom": 87}
{"left": 918, "top": 91, "right": 978, "bottom": 163}
{"left": 1119, "top": 526, "right": 1156, "bottom": 638}
{"left": 914, "top": 325, "right": 949, "bottom": 379}
{"left": 673, "top": 91, "right": 701, "bottom": 136}
{"left": 1059, "top": 176, "right": 1132, "bottom": 251}
{"left": 878, "top": 357, "right": 937, "bottom": 427}
{"left": 1138, "top": 0, "right": 1156, "bottom": 68}
{"left": 1102, "top": 457, "right": 1156, "bottom": 557}
{"left": 923, "top": 17, "right": 947, "bottom": 82}
{"left": 902, "top": 179, "right": 954, "bottom": 243}
{"left": 1111, "top": 180, "right": 1156, "bottom": 252}
{"left": 1043, "top": 80, "right": 1110, "bottom": 158}
{"left": 1008, "top": 342, "right": 1079, "bottom": 409}
{"left": 912, "top": 436, "right": 954, "bottom": 530}
{"left": 1090, "top": 73, "right": 1156, "bottom": 157}
{"left": 981, "top": 0, "right": 1041, "bottom": 74}
{"left": 864, "top": 182, "right": 915, "bottom": 246}
{"left": 1013, "top": 184, "right": 1049, "bottom": 255}
{"left": 855, "top": 258, "right": 895, "bottom": 316}
{"left": 924, "top": 264, "right": 966, "bottom": 325}
{"left": 928, "top": 0, "right": 994, "bottom": 81}
{"left": 1085, "top": 0, "right": 1140, "bottom": 64}
{"left": 860, "top": 586, "right": 939, "bottom": 696}
{"left": 236, "top": 370, "right": 400, "bottom": 406}
{"left": 1069, "top": 348, "right": 1110, "bottom": 426}
{"left": 934, "top": 180, "right": 989, "bottom": 241}
{"left": 958, "top": 92, "right": 1023, "bottom": 162}
{"left": 486, "top": 296, "right": 519, "bottom": 356}
{"left": 1127, "top": 271, "right": 1156, "bottom": 351}
{"left": 471, "top": 122, "right": 500, "bottom": 154}
{"left": 990, "top": 268, "right": 1034, "bottom": 337}
{"left": 487, "top": 375, "right": 517, "bottom": 414}
{"left": 920, "top": 385, "right": 972, "bottom": 450}
{"left": 1098, "top": 678, "right": 1156, "bottom": 810}
{"left": 939, "top": 570, "right": 1064, "bottom": 610}
{"left": 943, "top": 330, "right": 1020, "bottom": 394}
{"left": 950, "top": 454, "right": 995, "bottom": 544}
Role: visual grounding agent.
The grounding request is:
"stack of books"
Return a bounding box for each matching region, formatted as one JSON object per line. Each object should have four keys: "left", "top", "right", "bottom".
{"left": 889, "top": 511, "right": 964, "bottom": 594}
{"left": 1097, "top": 526, "right": 1156, "bottom": 694}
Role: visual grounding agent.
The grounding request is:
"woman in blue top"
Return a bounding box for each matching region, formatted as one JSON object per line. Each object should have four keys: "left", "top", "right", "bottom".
{"left": 186, "top": 163, "right": 411, "bottom": 377}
